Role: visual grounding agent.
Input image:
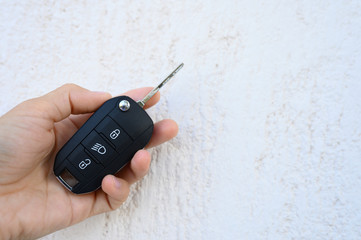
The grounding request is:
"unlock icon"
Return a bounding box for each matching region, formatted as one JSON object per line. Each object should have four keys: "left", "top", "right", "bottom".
{"left": 79, "top": 159, "right": 91, "bottom": 170}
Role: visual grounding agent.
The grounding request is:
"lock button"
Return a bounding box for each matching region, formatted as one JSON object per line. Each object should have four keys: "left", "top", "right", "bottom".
{"left": 68, "top": 145, "right": 103, "bottom": 178}
{"left": 82, "top": 130, "right": 116, "bottom": 165}
{"left": 95, "top": 117, "right": 132, "bottom": 153}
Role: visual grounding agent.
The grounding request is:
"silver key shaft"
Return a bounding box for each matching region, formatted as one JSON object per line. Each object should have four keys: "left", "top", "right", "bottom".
{"left": 137, "top": 63, "right": 184, "bottom": 108}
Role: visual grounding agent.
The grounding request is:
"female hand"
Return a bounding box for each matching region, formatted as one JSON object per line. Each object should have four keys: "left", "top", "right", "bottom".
{"left": 0, "top": 84, "right": 178, "bottom": 239}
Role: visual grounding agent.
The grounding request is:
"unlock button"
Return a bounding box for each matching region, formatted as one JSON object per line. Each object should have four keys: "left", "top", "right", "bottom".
{"left": 68, "top": 145, "right": 103, "bottom": 178}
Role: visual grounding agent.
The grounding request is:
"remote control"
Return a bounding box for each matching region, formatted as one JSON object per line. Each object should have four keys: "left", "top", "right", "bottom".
{"left": 53, "top": 63, "right": 184, "bottom": 194}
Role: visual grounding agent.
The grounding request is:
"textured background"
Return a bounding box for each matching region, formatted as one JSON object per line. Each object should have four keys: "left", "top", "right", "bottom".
{"left": 1, "top": 1, "right": 361, "bottom": 239}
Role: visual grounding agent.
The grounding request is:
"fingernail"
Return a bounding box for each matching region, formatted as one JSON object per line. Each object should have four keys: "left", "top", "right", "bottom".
{"left": 113, "top": 177, "right": 122, "bottom": 189}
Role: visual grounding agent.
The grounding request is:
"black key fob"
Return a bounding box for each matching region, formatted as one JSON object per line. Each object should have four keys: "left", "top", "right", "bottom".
{"left": 53, "top": 64, "right": 183, "bottom": 194}
{"left": 54, "top": 96, "right": 153, "bottom": 194}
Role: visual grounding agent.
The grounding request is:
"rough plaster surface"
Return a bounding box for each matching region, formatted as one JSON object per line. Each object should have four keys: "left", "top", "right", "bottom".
{"left": 1, "top": 1, "right": 361, "bottom": 239}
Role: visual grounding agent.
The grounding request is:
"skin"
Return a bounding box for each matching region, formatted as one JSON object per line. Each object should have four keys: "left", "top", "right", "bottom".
{"left": 0, "top": 84, "right": 178, "bottom": 240}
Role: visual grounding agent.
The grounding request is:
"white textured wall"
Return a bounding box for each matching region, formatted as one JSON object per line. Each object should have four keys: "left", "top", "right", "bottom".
{"left": 1, "top": 1, "right": 361, "bottom": 239}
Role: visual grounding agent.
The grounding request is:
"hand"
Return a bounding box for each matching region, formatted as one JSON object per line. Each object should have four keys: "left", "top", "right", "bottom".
{"left": 0, "top": 84, "right": 178, "bottom": 239}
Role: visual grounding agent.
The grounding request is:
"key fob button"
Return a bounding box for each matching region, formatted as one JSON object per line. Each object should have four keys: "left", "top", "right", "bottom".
{"left": 95, "top": 117, "right": 132, "bottom": 152}
{"left": 68, "top": 145, "right": 104, "bottom": 178}
{"left": 82, "top": 131, "right": 116, "bottom": 165}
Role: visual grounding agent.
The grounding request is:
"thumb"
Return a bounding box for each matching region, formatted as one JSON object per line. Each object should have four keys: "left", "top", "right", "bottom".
{"left": 37, "top": 84, "right": 111, "bottom": 123}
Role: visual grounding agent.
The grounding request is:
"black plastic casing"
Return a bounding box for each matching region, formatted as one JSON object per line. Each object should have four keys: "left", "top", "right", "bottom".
{"left": 53, "top": 96, "right": 153, "bottom": 194}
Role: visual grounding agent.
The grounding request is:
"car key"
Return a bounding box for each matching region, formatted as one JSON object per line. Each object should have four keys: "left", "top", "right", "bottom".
{"left": 53, "top": 63, "right": 184, "bottom": 194}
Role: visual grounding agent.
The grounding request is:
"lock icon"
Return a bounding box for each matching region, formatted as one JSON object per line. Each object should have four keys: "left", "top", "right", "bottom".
{"left": 79, "top": 159, "right": 91, "bottom": 170}
{"left": 110, "top": 129, "right": 121, "bottom": 140}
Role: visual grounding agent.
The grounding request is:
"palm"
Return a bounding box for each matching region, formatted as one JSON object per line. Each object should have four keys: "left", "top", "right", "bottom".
{"left": 0, "top": 108, "right": 115, "bottom": 237}
{"left": 0, "top": 85, "right": 178, "bottom": 239}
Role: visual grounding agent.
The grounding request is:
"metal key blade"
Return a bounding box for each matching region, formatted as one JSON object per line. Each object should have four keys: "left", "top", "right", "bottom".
{"left": 137, "top": 63, "right": 184, "bottom": 108}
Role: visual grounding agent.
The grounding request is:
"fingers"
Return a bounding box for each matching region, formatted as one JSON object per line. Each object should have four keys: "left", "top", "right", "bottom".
{"left": 39, "top": 84, "right": 112, "bottom": 122}
{"left": 91, "top": 150, "right": 150, "bottom": 214}
{"left": 88, "top": 176, "right": 129, "bottom": 216}
{"left": 146, "top": 119, "right": 179, "bottom": 149}
{"left": 114, "top": 120, "right": 178, "bottom": 183}
{"left": 117, "top": 120, "right": 178, "bottom": 183}
{"left": 101, "top": 175, "right": 130, "bottom": 210}
{"left": 116, "top": 150, "right": 151, "bottom": 184}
